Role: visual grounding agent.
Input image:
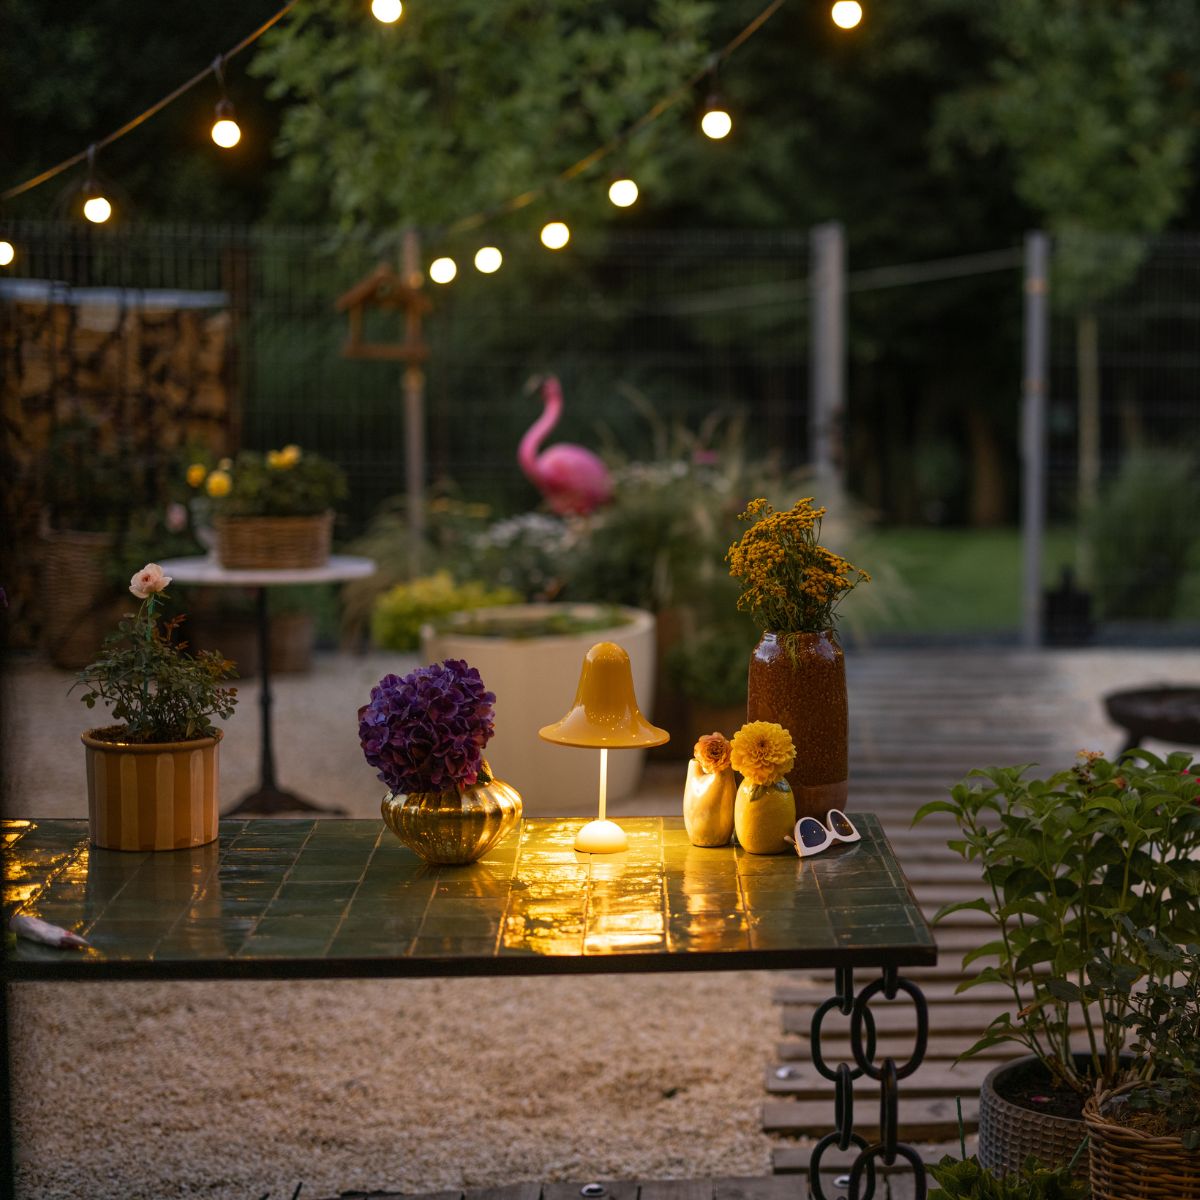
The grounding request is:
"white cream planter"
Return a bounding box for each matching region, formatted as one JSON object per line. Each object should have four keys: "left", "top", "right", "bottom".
{"left": 421, "top": 604, "right": 657, "bottom": 816}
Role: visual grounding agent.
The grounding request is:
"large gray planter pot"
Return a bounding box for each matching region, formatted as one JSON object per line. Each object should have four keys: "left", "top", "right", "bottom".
{"left": 978, "top": 1054, "right": 1091, "bottom": 1180}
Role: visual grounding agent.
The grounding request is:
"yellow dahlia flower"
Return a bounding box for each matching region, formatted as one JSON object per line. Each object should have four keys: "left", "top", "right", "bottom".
{"left": 730, "top": 721, "right": 795, "bottom": 786}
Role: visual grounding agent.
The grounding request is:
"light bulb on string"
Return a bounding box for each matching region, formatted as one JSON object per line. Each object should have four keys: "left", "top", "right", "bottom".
{"left": 540, "top": 221, "right": 570, "bottom": 251}
{"left": 700, "top": 93, "right": 732, "bottom": 140}
{"left": 608, "top": 177, "right": 639, "bottom": 208}
{"left": 80, "top": 144, "right": 113, "bottom": 224}
{"left": 211, "top": 100, "right": 241, "bottom": 149}
{"left": 474, "top": 246, "right": 502, "bottom": 274}
{"left": 831, "top": 1, "right": 863, "bottom": 29}
{"left": 371, "top": 0, "right": 403, "bottom": 23}
{"left": 0, "top": 240, "right": 14, "bottom": 267}
{"left": 429, "top": 256, "right": 457, "bottom": 284}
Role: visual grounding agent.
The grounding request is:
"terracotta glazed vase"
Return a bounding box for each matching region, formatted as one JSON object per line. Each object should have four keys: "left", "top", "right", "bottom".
{"left": 746, "top": 630, "right": 848, "bottom": 821}
{"left": 733, "top": 777, "right": 795, "bottom": 854}
{"left": 381, "top": 760, "right": 523, "bottom": 865}
{"left": 82, "top": 728, "right": 221, "bottom": 851}
{"left": 683, "top": 759, "right": 736, "bottom": 847}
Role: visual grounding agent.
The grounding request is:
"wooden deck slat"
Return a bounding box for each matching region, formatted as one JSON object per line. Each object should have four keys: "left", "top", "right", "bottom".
{"left": 763, "top": 1096, "right": 979, "bottom": 1139}
{"left": 765, "top": 1058, "right": 992, "bottom": 1098}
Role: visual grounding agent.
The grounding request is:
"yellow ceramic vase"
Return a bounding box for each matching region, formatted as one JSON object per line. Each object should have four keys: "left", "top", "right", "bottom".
{"left": 381, "top": 760, "right": 523, "bottom": 865}
{"left": 734, "top": 776, "right": 795, "bottom": 854}
{"left": 683, "top": 759, "right": 736, "bottom": 847}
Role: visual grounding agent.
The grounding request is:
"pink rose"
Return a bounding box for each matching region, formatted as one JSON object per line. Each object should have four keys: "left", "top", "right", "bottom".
{"left": 165, "top": 502, "right": 188, "bottom": 533}
{"left": 129, "top": 563, "right": 172, "bottom": 599}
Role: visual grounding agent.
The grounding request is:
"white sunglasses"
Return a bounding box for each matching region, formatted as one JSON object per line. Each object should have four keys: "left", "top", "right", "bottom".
{"left": 784, "top": 809, "right": 861, "bottom": 857}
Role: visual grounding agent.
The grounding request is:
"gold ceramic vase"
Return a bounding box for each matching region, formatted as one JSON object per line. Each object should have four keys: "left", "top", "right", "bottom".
{"left": 683, "top": 759, "right": 736, "bottom": 847}
{"left": 734, "top": 776, "right": 795, "bottom": 855}
{"left": 747, "top": 630, "right": 848, "bottom": 821}
{"left": 381, "top": 760, "right": 522, "bottom": 865}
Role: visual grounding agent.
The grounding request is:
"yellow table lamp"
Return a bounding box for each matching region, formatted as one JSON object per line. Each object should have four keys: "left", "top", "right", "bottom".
{"left": 539, "top": 641, "right": 669, "bottom": 853}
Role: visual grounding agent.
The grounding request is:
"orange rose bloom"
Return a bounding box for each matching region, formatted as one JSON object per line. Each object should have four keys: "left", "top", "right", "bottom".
{"left": 693, "top": 731, "right": 732, "bottom": 775}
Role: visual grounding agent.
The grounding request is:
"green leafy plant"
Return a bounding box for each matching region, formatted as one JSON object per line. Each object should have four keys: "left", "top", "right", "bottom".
{"left": 667, "top": 624, "right": 754, "bottom": 707}
{"left": 201, "top": 445, "right": 347, "bottom": 518}
{"left": 435, "top": 605, "right": 630, "bottom": 640}
{"left": 75, "top": 565, "right": 238, "bottom": 743}
{"left": 1090, "top": 918, "right": 1200, "bottom": 1149}
{"left": 370, "top": 571, "right": 520, "bottom": 652}
{"left": 928, "top": 1153, "right": 1089, "bottom": 1200}
{"left": 914, "top": 749, "right": 1200, "bottom": 1095}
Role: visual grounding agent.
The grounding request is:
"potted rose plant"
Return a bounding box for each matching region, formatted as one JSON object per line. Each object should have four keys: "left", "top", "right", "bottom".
{"left": 75, "top": 563, "right": 238, "bottom": 851}
{"left": 1083, "top": 921, "right": 1200, "bottom": 1196}
{"left": 915, "top": 749, "right": 1200, "bottom": 1177}
{"left": 192, "top": 444, "right": 347, "bottom": 569}
{"left": 359, "top": 658, "right": 523, "bottom": 865}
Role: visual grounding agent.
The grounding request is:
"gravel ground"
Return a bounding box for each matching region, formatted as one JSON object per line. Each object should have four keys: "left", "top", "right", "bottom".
{"left": 5, "top": 644, "right": 1199, "bottom": 1198}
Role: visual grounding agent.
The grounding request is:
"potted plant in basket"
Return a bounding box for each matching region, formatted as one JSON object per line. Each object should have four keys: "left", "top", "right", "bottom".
{"left": 75, "top": 563, "right": 239, "bottom": 851}
{"left": 726, "top": 497, "right": 870, "bottom": 820}
{"left": 915, "top": 748, "right": 1200, "bottom": 1177}
{"left": 1083, "top": 920, "right": 1200, "bottom": 1197}
{"left": 194, "top": 445, "right": 347, "bottom": 569}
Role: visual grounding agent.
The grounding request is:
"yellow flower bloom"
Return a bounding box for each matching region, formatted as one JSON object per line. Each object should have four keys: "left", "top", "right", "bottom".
{"left": 730, "top": 721, "right": 795, "bottom": 786}
{"left": 280, "top": 444, "right": 302, "bottom": 465}
{"left": 267, "top": 450, "right": 284, "bottom": 469}
{"left": 186, "top": 463, "right": 206, "bottom": 488}
{"left": 694, "top": 731, "right": 732, "bottom": 775}
{"left": 205, "top": 469, "right": 232, "bottom": 498}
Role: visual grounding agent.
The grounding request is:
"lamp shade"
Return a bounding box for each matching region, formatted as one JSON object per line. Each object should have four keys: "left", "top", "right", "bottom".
{"left": 539, "top": 641, "right": 669, "bottom": 749}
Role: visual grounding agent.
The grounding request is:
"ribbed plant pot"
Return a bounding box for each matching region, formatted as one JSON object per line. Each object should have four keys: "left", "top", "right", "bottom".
{"left": 83, "top": 728, "right": 222, "bottom": 851}
{"left": 978, "top": 1055, "right": 1091, "bottom": 1180}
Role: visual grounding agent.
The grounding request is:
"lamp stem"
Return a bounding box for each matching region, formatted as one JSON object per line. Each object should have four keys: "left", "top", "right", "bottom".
{"left": 598, "top": 747, "right": 608, "bottom": 821}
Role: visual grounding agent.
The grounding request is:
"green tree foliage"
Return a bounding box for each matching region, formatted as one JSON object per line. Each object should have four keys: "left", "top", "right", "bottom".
{"left": 251, "top": 0, "right": 714, "bottom": 231}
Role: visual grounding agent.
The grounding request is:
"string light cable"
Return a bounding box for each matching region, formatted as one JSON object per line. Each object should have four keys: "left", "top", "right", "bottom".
{"left": 0, "top": 1, "right": 299, "bottom": 203}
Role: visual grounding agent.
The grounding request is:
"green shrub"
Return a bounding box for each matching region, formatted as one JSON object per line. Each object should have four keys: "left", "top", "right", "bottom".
{"left": 370, "top": 571, "right": 519, "bottom": 651}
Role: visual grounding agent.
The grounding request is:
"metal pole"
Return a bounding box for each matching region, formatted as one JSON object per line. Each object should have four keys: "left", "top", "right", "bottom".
{"left": 809, "top": 221, "right": 846, "bottom": 484}
{"left": 1021, "top": 232, "right": 1050, "bottom": 648}
{"left": 401, "top": 228, "right": 426, "bottom": 576}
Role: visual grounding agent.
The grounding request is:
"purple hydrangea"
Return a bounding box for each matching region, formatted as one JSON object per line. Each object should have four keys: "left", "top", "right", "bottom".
{"left": 358, "top": 659, "right": 496, "bottom": 795}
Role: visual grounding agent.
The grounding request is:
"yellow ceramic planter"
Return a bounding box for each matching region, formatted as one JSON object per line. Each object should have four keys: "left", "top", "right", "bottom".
{"left": 734, "top": 777, "right": 795, "bottom": 854}
{"left": 683, "top": 759, "right": 736, "bottom": 847}
{"left": 83, "top": 728, "right": 221, "bottom": 851}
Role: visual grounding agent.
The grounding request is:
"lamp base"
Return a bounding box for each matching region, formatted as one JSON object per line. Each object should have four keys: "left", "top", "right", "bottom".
{"left": 573, "top": 818, "right": 628, "bottom": 854}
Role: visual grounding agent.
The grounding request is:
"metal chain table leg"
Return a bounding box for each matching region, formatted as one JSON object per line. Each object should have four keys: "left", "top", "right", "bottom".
{"left": 809, "top": 964, "right": 930, "bottom": 1200}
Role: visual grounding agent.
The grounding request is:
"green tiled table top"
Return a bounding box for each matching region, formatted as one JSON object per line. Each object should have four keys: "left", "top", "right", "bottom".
{"left": 2, "top": 814, "right": 935, "bottom": 980}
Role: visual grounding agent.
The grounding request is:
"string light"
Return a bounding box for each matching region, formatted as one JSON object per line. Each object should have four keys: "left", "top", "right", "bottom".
{"left": 0, "top": 240, "right": 15, "bottom": 267}
{"left": 831, "top": 1, "right": 863, "bottom": 29}
{"left": 608, "top": 177, "right": 639, "bottom": 208}
{"left": 371, "top": 0, "right": 403, "bottom": 23}
{"left": 210, "top": 57, "right": 242, "bottom": 148}
{"left": 474, "top": 246, "right": 503, "bottom": 273}
{"left": 700, "top": 93, "right": 732, "bottom": 140}
{"left": 82, "top": 146, "right": 113, "bottom": 223}
{"left": 540, "top": 221, "right": 570, "bottom": 250}
{"left": 429, "top": 256, "right": 457, "bottom": 284}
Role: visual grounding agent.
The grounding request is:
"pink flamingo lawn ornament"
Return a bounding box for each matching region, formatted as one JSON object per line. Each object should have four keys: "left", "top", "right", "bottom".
{"left": 517, "top": 375, "right": 614, "bottom": 515}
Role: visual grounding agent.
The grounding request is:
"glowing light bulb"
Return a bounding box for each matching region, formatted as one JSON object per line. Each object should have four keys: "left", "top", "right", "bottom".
{"left": 540, "top": 221, "right": 570, "bottom": 250}
{"left": 371, "top": 0, "right": 402, "bottom": 22}
{"left": 474, "top": 246, "right": 502, "bottom": 274}
{"left": 701, "top": 107, "right": 732, "bottom": 140}
{"left": 0, "top": 241, "right": 14, "bottom": 267}
{"left": 831, "top": 1, "right": 863, "bottom": 28}
{"left": 83, "top": 195, "right": 112, "bottom": 224}
{"left": 608, "top": 178, "right": 639, "bottom": 208}
{"left": 429, "top": 256, "right": 457, "bottom": 284}
{"left": 211, "top": 117, "right": 241, "bottom": 148}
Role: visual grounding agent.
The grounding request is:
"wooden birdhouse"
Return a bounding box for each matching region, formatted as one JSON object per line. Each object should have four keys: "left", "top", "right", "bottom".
{"left": 335, "top": 263, "right": 432, "bottom": 363}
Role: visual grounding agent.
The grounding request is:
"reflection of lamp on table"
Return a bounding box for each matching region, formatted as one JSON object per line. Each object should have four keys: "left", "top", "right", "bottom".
{"left": 539, "top": 641, "right": 668, "bottom": 853}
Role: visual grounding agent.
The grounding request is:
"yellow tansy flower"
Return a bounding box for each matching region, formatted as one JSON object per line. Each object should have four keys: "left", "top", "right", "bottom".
{"left": 205, "top": 469, "right": 232, "bottom": 498}
{"left": 730, "top": 721, "right": 796, "bottom": 786}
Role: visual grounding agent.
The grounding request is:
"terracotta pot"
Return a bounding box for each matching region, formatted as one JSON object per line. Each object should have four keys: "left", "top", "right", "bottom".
{"left": 746, "top": 630, "right": 848, "bottom": 821}
{"left": 82, "top": 728, "right": 222, "bottom": 851}
{"left": 381, "top": 760, "right": 523, "bottom": 865}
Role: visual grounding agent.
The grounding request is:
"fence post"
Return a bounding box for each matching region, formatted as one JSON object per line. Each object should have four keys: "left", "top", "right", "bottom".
{"left": 809, "top": 221, "right": 846, "bottom": 484}
{"left": 401, "top": 228, "right": 426, "bottom": 576}
{"left": 1021, "top": 231, "right": 1050, "bottom": 648}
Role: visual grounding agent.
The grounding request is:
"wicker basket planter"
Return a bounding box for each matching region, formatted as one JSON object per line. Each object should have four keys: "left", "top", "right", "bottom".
{"left": 38, "top": 527, "right": 123, "bottom": 668}
{"left": 1085, "top": 1084, "right": 1200, "bottom": 1200}
{"left": 214, "top": 511, "right": 333, "bottom": 569}
{"left": 977, "top": 1055, "right": 1091, "bottom": 1179}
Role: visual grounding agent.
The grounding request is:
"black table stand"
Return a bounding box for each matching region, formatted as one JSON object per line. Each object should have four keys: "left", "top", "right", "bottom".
{"left": 222, "top": 587, "right": 346, "bottom": 818}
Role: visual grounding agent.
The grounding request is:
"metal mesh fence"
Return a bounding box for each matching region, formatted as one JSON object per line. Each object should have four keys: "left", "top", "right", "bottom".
{"left": 1045, "top": 231, "right": 1200, "bottom": 641}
